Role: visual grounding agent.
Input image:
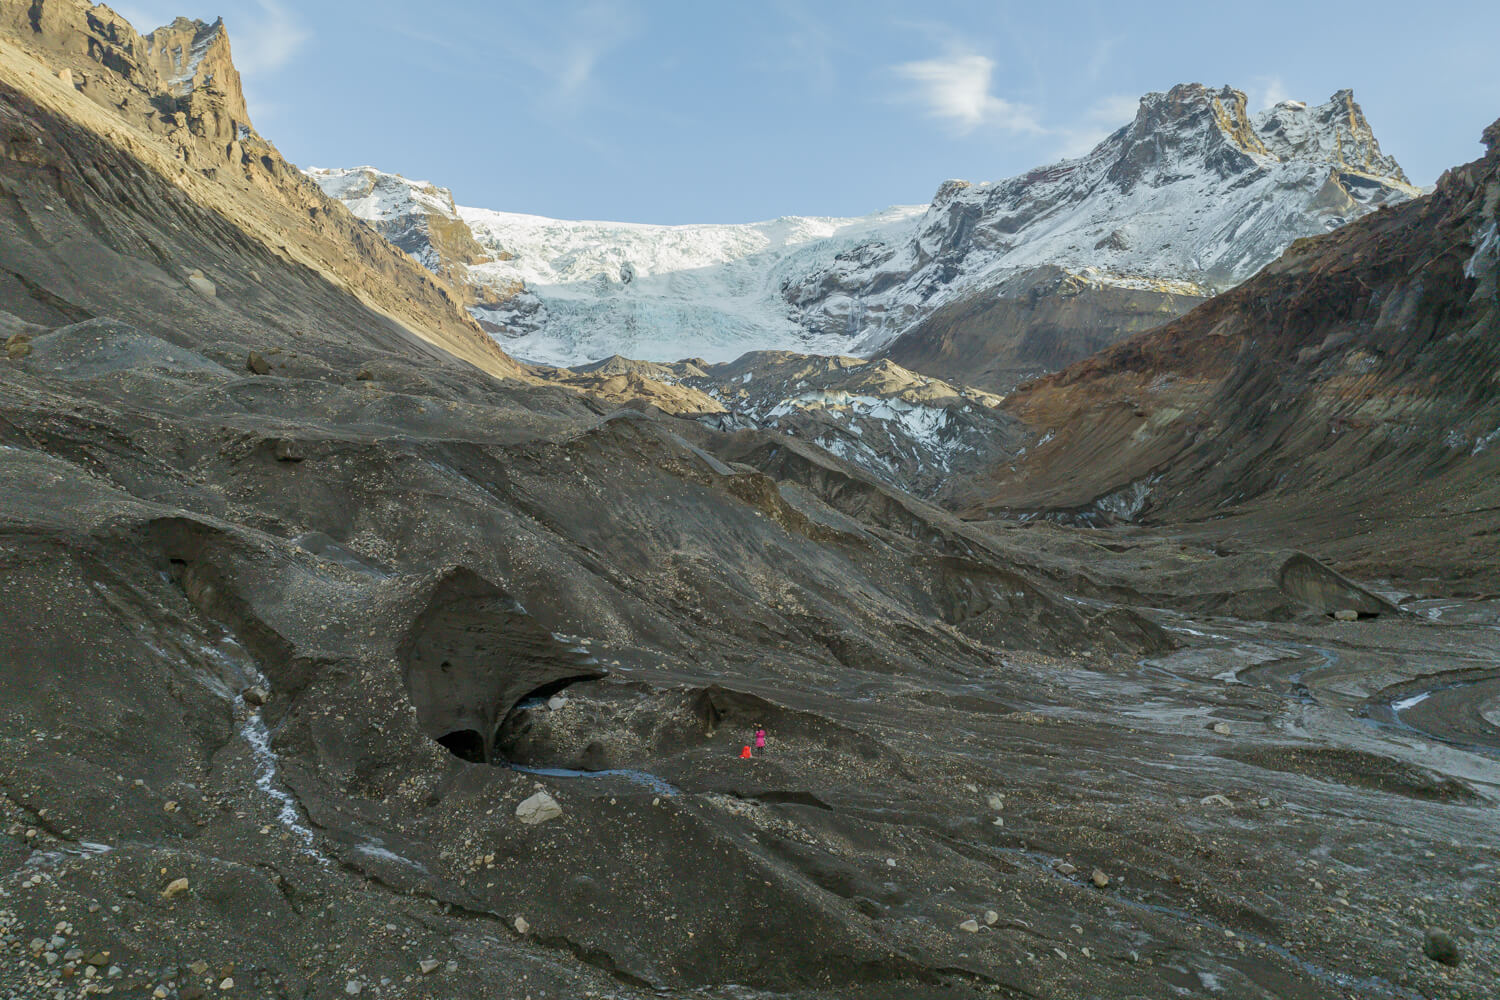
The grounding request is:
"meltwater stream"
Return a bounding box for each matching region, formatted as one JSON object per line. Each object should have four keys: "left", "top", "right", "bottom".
{"left": 505, "top": 762, "right": 680, "bottom": 797}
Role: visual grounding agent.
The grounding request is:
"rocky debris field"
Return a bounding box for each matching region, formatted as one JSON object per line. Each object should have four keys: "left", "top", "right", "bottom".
{"left": 0, "top": 310, "right": 1496, "bottom": 1000}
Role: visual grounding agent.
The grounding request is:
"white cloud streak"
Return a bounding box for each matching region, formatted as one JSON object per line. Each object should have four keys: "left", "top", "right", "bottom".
{"left": 1053, "top": 93, "right": 1141, "bottom": 158}
{"left": 228, "top": 0, "right": 311, "bottom": 76}
{"left": 894, "top": 51, "right": 1042, "bottom": 135}
{"left": 1250, "top": 75, "right": 1291, "bottom": 113}
{"left": 545, "top": 2, "right": 639, "bottom": 110}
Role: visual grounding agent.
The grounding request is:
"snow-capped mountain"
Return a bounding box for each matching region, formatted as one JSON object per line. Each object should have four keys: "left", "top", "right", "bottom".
{"left": 309, "top": 85, "right": 1416, "bottom": 382}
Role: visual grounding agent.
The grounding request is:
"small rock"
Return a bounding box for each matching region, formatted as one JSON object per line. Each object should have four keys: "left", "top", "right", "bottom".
{"left": 1053, "top": 861, "right": 1078, "bottom": 877}
{"left": 443, "top": 960, "right": 458, "bottom": 973}
{"left": 1211, "top": 722, "right": 1232, "bottom": 736}
{"left": 189, "top": 960, "right": 209, "bottom": 975}
{"left": 513, "top": 915, "right": 530, "bottom": 935}
{"left": 1200, "top": 794, "right": 1233, "bottom": 807}
{"left": 153, "top": 988, "right": 169, "bottom": 999}
{"left": 107, "top": 966, "right": 123, "bottom": 980}
{"left": 418, "top": 959, "right": 441, "bottom": 974}
{"left": 186, "top": 271, "right": 216, "bottom": 299}
{"left": 344, "top": 980, "right": 362, "bottom": 995}
{"left": 246, "top": 351, "right": 271, "bottom": 375}
{"left": 85, "top": 952, "right": 108, "bottom": 967}
{"left": 1333, "top": 608, "right": 1359, "bottom": 622}
{"left": 273, "top": 438, "right": 305, "bottom": 462}
{"left": 161, "top": 877, "right": 190, "bottom": 899}
{"left": 5, "top": 339, "right": 30, "bottom": 360}
{"left": 243, "top": 686, "right": 269, "bottom": 706}
{"left": 547, "top": 694, "right": 567, "bottom": 710}
{"left": 515, "top": 791, "right": 562, "bottom": 825}
{"left": 218, "top": 977, "right": 234, "bottom": 991}
{"left": 355, "top": 369, "right": 374, "bottom": 381}
{"left": 1422, "top": 927, "right": 1462, "bottom": 966}
{"left": 1091, "top": 869, "right": 1110, "bottom": 888}
{"left": 958, "top": 919, "right": 980, "bottom": 933}
{"left": 986, "top": 793, "right": 1005, "bottom": 811}
{"left": 984, "top": 910, "right": 999, "bottom": 926}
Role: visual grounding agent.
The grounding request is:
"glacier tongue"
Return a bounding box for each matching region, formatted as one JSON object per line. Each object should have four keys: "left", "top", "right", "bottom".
{"left": 454, "top": 206, "right": 927, "bottom": 367}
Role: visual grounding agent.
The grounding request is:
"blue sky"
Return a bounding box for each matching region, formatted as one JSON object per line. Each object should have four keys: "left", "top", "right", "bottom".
{"left": 117, "top": 0, "right": 1500, "bottom": 223}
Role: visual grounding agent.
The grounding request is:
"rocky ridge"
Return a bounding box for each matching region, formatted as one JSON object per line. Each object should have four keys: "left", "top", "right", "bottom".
{"left": 967, "top": 115, "right": 1500, "bottom": 590}
{"left": 830, "top": 86, "right": 1420, "bottom": 389}
{"left": 0, "top": 0, "right": 525, "bottom": 381}
{"left": 305, "top": 166, "right": 535, "bottom": 327}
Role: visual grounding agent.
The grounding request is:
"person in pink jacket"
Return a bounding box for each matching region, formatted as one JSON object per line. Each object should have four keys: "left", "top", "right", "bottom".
{"left": 754, "top": 726, "right": 766, "bottom": 754}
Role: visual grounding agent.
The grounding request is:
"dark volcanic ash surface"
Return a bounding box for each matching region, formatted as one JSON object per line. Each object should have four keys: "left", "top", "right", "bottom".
{"left": 0, "top": 4, "right": 1498, "bottom": 1000}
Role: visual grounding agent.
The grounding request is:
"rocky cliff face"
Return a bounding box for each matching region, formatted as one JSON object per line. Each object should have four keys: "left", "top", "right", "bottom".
{"left": 306, "top": 166, "right": 536, "bottom": 328}
{"left": 141, "top": 15, "right": 248, "bottom": 143}
{"left": 0, "top": 0, "right": 524, "bottom": 380}
{"left": 966, "top": 116, "right": 1500, "bottom": 589}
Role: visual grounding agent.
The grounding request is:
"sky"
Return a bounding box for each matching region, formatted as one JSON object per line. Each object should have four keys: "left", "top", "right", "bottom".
{"left": 115, "top": 0, "right": 1500, "bottom": 224}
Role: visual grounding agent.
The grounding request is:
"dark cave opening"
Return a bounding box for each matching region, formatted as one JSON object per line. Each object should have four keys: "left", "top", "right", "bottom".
{"left": 436, "top": 729, "right": 486, "bottom": 763}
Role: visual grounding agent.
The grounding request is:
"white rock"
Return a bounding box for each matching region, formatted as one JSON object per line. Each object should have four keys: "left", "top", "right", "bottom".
{"left": 958, "top": 919, "right": 980, "bottom": 933}
{"left": 515, "top": 791, "right": 562, "bottom": 825}
{"left": 419, "top": 959, "right": 441, "bottom": 974}
{"left": 513, "top": 915, "right": 530, "bottom": 935}
{"left": 186, "top": 271, "right": 217, "bottom": 299}
{"left": 1200, "top": 793, "right": 1234, "bottom": 807}
{"left": 547, "top": 694, "right": 566, "bottom": 710}
{"left": 344, "top": 980, "right": 361, "bottom": 995}
{"left": 1211, "top": 722, "right": 1232, "bottom": 735}
{"left": 984, "top": 910, "right": 999, "bottom": 926}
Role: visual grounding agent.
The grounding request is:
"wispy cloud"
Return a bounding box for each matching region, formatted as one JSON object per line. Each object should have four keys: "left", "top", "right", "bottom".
{"left": 894, "top": 50, "right": 1042, "bottom": 135}
{"left": 1053, "top": 93, "right": 1140, "bottom": 159}
{"left": 227, "top": 0, "right": 311, "bottom": 76}
{"left": 757, "top": 1, "right": 839, "bottom": 95}
{"left": 541, "top": 2, "right": 639, "bottom": 112}
{"left": 1249, "top": 75, "right": 1292, "bottom": 112}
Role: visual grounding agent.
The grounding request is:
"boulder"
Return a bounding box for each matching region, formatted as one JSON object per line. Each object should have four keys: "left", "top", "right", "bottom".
{"left": 186, "top": 270, "right": 217, "bottom": 299}
{"left": 1422, "top": 927, "right": 1462, "bottom": 966}
{"left": 516, "top": 791, "right": 562, "bottom": 825}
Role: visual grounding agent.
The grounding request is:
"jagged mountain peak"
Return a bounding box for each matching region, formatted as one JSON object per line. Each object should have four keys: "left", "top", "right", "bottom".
{"left": 141, "top": 12, "right": 246, "bottom": 127}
